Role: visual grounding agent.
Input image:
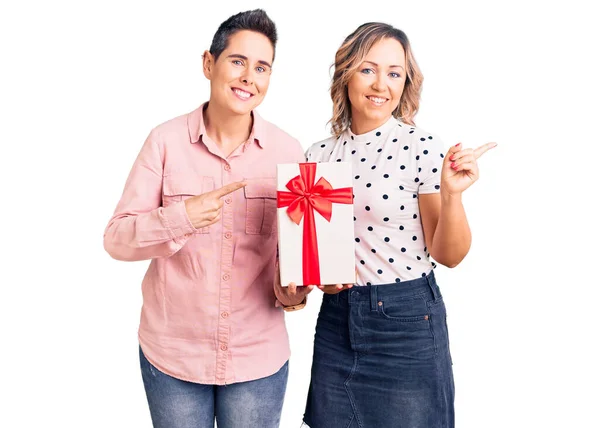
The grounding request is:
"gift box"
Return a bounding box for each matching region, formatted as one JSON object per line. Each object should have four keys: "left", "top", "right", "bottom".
{"left": 276, "top": 162, "right": 356, "bottom": 286}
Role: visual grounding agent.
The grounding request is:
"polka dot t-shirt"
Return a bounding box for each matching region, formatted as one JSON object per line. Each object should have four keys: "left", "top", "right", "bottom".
{"left": 305, "top": 116, "right": 446, "bottom": 286}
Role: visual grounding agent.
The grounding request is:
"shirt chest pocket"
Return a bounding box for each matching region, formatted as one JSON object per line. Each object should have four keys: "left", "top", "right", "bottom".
{"left": 244, "top": 178, "right": 277, "bottom": 235}
{"left": 162, "top": 176, "right": 214, "bottom": 234}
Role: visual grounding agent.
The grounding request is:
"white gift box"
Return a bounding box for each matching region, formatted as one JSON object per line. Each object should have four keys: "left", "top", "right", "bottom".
{"left": 276, "top": 162, "right": 356, "bottom": 286}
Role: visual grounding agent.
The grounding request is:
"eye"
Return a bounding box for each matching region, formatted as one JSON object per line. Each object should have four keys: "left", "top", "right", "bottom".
{"left": 389, "top": 72, "right": 402, "bottom": 78}
{"left": 232, "top": 59, "right": 244, "bottom": 66}
{"left": 256, "top": 66, "right": 266, "bottom": 73}
{"left": 360, "top": 68, "right": 375, "bottom": 74}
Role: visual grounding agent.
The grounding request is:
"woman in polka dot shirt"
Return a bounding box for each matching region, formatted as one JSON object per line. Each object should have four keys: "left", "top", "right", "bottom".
{"left": 302, "top": 23, "right": 496, "bottom": 428}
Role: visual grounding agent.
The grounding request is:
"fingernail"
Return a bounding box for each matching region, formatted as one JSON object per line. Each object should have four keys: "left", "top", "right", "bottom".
{"left": 451, "top": 162, "right": 456, "bottom": 169}
{"left": 308, "top": 285, "right": 315, "bottom": 290}
{"left": 455, "top": 143, "right": 461, "bottom": 147}
{"left": 336, "top": 284, "right": 343, "bottom": 289}
{"left": 318, "top": 285, "right": 324, "bottom": 289}
{"left": 347, "top": 284, "right": 353, "bottom": 288}
{"left": 449, "top": 155, "right": 455, "bottom": 161}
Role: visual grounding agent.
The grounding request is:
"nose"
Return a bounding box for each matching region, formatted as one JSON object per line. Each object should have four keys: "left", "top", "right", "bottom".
{"left": 371, "top": 72, "right": 385, "bottom": 92}
{"left": 240, "top": 69, "right": 253, "bottom": 85}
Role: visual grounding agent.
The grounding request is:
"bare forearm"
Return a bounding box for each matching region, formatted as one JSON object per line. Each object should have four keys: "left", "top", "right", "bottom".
{"left": 430, "top": 190, "right": 471, "bottom": 268}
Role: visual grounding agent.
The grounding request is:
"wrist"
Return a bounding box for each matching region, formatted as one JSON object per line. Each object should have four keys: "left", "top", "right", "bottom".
{"left": 183, "top": 199, "right": 196, "bottom": 226}
{"left": 278, "top": 296, "right": 307, "bottom": 312}
{"left": 440, "top": 188, "right": 463, "bottom": 205}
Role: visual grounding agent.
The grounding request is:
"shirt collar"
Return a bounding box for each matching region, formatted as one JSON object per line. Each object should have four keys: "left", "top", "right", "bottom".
{"left": 187, "top": 102, "right": 266, "bottom": 148}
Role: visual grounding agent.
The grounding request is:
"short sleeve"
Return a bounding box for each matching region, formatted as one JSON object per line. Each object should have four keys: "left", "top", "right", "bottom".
{"left": 417, "top": 132, "right": 446, "bottom": 194}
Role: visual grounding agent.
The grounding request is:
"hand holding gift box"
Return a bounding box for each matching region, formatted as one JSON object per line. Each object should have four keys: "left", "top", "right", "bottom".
{"left": 276, "top": 162, "right": 356, "bottom": 287}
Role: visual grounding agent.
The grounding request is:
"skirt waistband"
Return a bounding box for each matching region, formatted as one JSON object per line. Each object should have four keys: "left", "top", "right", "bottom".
{"left": 325, "top": 270, "right": 441, "bottom": 308}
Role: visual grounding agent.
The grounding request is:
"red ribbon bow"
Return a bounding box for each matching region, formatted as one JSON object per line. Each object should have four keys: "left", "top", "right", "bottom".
{"left": 277, "top": 163, "right": 353, "bottom": 285}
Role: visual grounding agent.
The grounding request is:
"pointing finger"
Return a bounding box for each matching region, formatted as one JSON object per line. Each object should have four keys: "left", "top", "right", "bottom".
{"left": 474, "top": 142, "right": 497, "bottom": 159}
{"left": 211, "top": 181, "right": 247, "bottom": 199}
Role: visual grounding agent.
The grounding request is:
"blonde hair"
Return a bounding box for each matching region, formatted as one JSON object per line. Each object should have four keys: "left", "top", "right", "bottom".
{"left": 329, "top": 22, "right": 424, "bottom": 138}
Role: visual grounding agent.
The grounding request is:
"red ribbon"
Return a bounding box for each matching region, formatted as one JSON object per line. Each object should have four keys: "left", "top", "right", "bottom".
{"left": 277, "top": 163, "right": 353, "bottom": 285}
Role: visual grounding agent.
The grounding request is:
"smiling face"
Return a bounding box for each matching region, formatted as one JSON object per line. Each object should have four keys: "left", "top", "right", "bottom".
{"left": 347, "top": 37, "right": 407, "bottom": 133}
{"left": 203, "top": 30, "right": 274, "bottom": 116}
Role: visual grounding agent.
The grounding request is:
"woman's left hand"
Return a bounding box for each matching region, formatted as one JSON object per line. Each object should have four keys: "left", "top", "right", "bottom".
{"left": 441, "top": 142, "right": 497, "bottom": 195}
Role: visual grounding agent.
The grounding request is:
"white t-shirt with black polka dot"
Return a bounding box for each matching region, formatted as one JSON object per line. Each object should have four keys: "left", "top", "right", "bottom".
{"left": 305, "top": 116, "right": 446, "bottom": 286}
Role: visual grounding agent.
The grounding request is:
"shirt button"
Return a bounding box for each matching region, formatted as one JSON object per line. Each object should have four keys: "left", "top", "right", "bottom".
{"left": 225, "top": 197, "right": 232, "bottom": 204}
{"left": 221, "top": 312, "right": 229, "bottom": 318}
{"left": 224, "top": 232, "right": 232, "bottom": 239}
{"left": 224, "top": 164, "right": 231, "bottom": 171}
{"left": 220, "top": 344, "right": 228, "bottom": 351}
{"left": 222, "top": 273, "right": 230, "bottom": 281}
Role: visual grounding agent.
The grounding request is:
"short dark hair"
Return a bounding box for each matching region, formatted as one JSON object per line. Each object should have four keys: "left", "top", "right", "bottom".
{"left": 209, "top": 9, "right": 277, "bottom": 61}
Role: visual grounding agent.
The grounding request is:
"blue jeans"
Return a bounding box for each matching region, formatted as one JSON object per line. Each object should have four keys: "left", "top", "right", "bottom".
{"left": 304, "top": 271, "right": 454, "bottom": 428}
{"left": 139, "top": 346, "right": 289, "bottom": 428}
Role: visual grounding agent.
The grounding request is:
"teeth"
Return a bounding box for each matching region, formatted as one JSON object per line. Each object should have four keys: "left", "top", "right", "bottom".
{"left": 368, "top": 96, "right": 386, "bottom": 104}
{"left": 234, "top": 89, "right": 251, "bottom": 99}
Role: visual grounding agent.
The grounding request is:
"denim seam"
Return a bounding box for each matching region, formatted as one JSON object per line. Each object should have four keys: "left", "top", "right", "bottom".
{"left": 377, "top": 302, "right": 431, "bottom": 322}
{"left": 426, "top": 297, "right": 444, "bottom": 356}
{"left": 345, "top": 414, "right": 356, "bottom": 428}
{"left": 444, "top": 314, "right": 453, "bottom": 366}
{"left": 376, "top": 294, "right": 431, "bottom": 322}
{"left": 429, "top": 314, "right": 438, "bottom": 356}
{"left": 381, "top": 290, "right": 431, "bottom": 302}
{"left": 343, "top": 352, "right": 363, "bottom": 428}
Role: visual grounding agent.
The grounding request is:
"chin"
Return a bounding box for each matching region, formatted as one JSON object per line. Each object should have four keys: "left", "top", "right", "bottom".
{"left": 363, "top": 108, "right": 390, "bottom": 122}
{"left": 227, "top": 101, "right": 255, "bottom": 116}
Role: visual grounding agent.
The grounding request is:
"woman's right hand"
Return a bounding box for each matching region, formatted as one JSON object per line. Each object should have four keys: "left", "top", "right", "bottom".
{"left": 184, "top": 181, "right": 246, "bottom": 229}
{"left": 318, "top": 267, "right": 358, "bottom": 294}
{"left": 318, "top": 283, "right": 354, "bottom": 294}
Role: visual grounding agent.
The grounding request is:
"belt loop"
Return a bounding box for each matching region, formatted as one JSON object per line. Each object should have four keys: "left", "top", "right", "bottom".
{"left": 426, "top": 270, "right": 439, "bottom": 300}
{"left": 370, "top": 285, "right": 378, "bottom": 311}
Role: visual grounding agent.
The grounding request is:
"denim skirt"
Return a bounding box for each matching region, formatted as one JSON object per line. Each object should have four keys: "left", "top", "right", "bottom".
{"left": 303, "top": 271, "right": 454, "bottom": 428}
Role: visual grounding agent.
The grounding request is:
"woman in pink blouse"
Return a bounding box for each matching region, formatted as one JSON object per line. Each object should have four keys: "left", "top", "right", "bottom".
{"left": 104, "top": 9, "right": 311, "bottom": 428}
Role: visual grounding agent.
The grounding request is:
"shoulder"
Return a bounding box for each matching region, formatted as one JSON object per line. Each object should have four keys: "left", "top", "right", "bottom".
{"left": 259, "top": 115, "right": 301, "bottom": 147}
{"left": 306, "top": 135, "right": 338, "bottom": 162}
{"left": 152, "top": 111, "right": 190, "bottom": 137}
{"left": 144, "top": 110, "right": 196, "bottom": 154}
{"left": 400, "top": 122, "right": 444, "bottom": 147}
{"left": 394, "top": 122, "right": 446, "bottom": 161}
{"left": 138, "top": 111, "right": 193, "bottom": 159}
{"left": 258, "top": 115, "right": 305, "bottom": 162}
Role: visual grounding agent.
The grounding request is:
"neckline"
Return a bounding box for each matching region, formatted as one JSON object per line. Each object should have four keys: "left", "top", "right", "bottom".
{"left": 346, "top": 116, "right": 398, "bottom": 143}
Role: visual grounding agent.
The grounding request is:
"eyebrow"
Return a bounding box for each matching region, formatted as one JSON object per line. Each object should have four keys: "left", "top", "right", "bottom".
{"left": 227, "top": 54, "right": 272, "bottom": 68}
{"left": 363, "top": 60, "right": 405, "bottom": 70}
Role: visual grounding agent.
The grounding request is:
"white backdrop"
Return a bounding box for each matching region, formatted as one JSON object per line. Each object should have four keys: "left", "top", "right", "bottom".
{"left": 1, "top": 0, "right": 599, "bottom": 427}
